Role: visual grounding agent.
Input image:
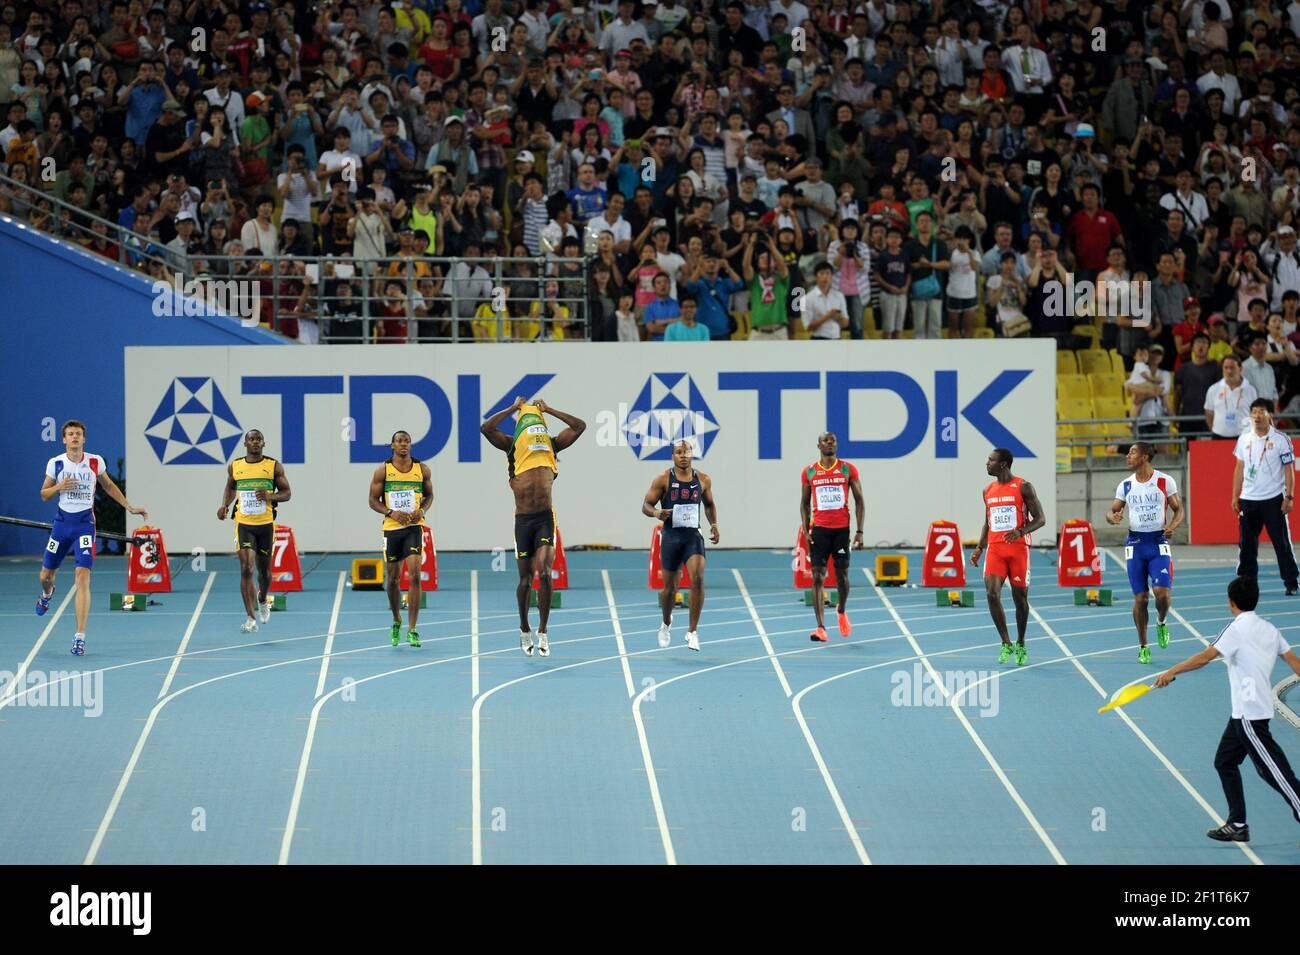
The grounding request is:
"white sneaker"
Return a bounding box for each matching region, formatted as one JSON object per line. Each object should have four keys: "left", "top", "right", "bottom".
{"left": 520, "top": 630, "right": 534, "bottom": 656}
{"left": 537, "top": 632, "right": 550, "bottom": 657}
{"left": 258, "top": 597, "right": 273, "bottom": 624}
{"left": 240, "top": 617, "right": 259, "bottom": 634}
{"left": 685, "top": 631, "right": 700, "bottom": 651}
{"left": 657, "top": 623, "right": 671, "bottom": 648}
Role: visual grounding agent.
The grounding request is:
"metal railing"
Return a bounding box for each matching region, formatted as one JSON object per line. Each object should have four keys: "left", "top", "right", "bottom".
{"left": 0, "top": 170, "right": 174, "bottom": 274}
{"left": 1056, "top": 413, "right": 1300, "bottom": 544}
{"left": 0, "top": 171, "right": 594, "bottom": 342}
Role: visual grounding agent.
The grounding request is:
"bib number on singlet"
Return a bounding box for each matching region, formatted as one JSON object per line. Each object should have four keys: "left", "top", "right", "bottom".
{"left": 388, "top": 489, "right": 417, "bottom": 513}
{"left": 989, "top": 505, "right": 1018, "bottom": 533}
{"left": 815, "top": 484, "right": 845, "bottom": 511}
{"left": 672, "top": 503, "right": 700, "bottom": 529}
{"left": 239, "top": 489, "right": 267, "bottom": 516}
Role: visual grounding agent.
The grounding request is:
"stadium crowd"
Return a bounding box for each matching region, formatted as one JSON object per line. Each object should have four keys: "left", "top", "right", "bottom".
{"left": 2, "top": 0, "right": 1300, "bottom": 363}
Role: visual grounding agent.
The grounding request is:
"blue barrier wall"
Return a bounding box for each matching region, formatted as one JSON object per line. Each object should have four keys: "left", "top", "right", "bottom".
{"left": 0, "top": 215, "right": 285, "bottom": 556}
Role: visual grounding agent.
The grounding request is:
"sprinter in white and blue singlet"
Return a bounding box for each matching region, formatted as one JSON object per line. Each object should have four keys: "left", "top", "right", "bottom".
{"left": 642, "top": 440, "right": 719, "bottom": 653}
{"left": 1106, "top": 442, "right": 1186, "bottom": 665}
{"left": 36, "top": 419, "right": 149, "bottom": 656}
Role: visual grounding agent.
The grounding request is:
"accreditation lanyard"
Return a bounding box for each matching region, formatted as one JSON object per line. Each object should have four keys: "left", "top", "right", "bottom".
{"left": 1223, "top": 385, "right": 1247, "bottom": 426}
{"left": 1247, "top": 431, "right": 1271, "bottom": 481}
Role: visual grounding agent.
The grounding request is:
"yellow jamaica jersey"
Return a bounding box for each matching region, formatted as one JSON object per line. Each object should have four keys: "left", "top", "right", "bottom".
{"left": 382, "top": 460, "right": 425, "bottom": 531}
{"left": 508, "top": 404, "right": 558, "bottom": 479}
{"left": 232, "top": 457, "right": 277, "bottom": 526}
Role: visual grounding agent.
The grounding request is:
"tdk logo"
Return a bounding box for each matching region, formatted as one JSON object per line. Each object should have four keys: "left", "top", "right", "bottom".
{"left": 153, "top": 369, "right": 1033, "bottom": 464}
{"left": 623, "top": 373, "right": 719, "bottom": 460}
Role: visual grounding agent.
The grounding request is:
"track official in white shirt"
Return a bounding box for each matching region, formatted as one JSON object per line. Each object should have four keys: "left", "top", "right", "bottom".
{"left": 1232, "top": 399, "right": 1300, "bottom": 595}
{"left": 1155, "top": 577, "right": 1300, "bottom": 842}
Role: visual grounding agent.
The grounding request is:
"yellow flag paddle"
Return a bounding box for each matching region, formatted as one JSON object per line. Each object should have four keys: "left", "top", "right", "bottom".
{"left": 1098, "top": 682, "right": 1158, "bottom": 714}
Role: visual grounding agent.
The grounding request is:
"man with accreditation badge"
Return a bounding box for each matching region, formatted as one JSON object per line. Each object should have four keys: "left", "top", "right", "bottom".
{"left": 1232, "top": 398, "right": 1300, "bottom": 596}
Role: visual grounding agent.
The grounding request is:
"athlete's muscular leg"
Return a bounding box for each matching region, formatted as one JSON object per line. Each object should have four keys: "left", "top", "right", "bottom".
{"left": 685, "top": 555, "right": 705, "bottom": 632}
{"left": 834, "top": 558, "right": 850, "bottom": 612}
{"left": 74, "top": 566, "right": 91, "bottom": 633}
{"left": 534, "top": 544, "right": 554, "bottom": 633}
{"left": 1132, "top": 590, "right": 1150, "bottom": 646}
{"left": 811, "top": 563, "right": 828, "bottom": 629}
{"left": 1152, "top": 586, "right": 1171, "bottom": 625}
{"left": 515, "top": 557, "right": 533, "bottom": 632}
{"left": 1010, "top": 585, "right": 1029, "bottom": 644}
{"left": 238, "top": 548, "right": 258, "bottom": 618}
{"left": 39, "top": 566, "right": 56, "bottom": 596}
{"left": 984, "top": 574, "right": 1011, "bottom": 643}
{"left": 660, "top": 577, "right": 676, "bottom": 626}
{"left": 255, "top": 548, "right": 272, "bottom": 604}
{"left": 405, "top": 552, "right": 422, "bottom": 629}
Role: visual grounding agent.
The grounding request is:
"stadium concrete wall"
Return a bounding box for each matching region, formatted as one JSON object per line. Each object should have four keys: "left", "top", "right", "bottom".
{"left": 0, "top": 216, "right": 283, "bottom": 556}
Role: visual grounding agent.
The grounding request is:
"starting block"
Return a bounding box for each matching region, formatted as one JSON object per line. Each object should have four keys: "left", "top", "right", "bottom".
{"left": 936, "top": 589, "right": 975, "bottom": 608}
{"left": 530, "top": 590, "right": 563, "bottom": 608}
{"left": 401, "top": 591, "right": 428, "bottom": 610}
{"left": 1074, "top": 588, "right": 1113, "bottom": 606}
{"left": 803, "top": 590, "right": 835, "bottom": 606}
{"left": 109, "top": 593, "right": 148, "bottom": 611}
{"left": 351, "top": 558, "right": 384, "bottom": 590}
{"left": 875, "top": 554, "right": 908, "bottom": 585}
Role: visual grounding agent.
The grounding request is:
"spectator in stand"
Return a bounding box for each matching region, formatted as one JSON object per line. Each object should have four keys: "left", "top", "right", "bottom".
{"left": 1206, "top": 356, "right": 1258, "bottom": 438}
{"left": 1243, "top": 335, "right": 1280, "bottom": 411}
{"left": 1177, "top": 333, "right": 1222, "bottom": 438}
{"left": 664, "top": 295, "right": 710, "bottom": 341}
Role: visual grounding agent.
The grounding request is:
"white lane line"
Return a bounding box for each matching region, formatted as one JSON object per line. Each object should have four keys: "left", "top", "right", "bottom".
{"left": 733, "top": 569, "right": 792, "bottom": 697}
{"left": 0, "top": 588, "right": 73, "bottom": 707}
{"left": 732, "top": 570, "right": 868, "bottom": 863}
{"left": 157, "top": 572, "right": 217, "bottom": 700}
{"left": 312, "top": 572, "right": 346, "bottom": 700}
{"left": 471, "top": 570, "right": 479, "bottom": 698}
{"left": 864, "top": 569, "right": 1066, "bottom": 865}
{"left": 601, "top": 569, "right": 635, "bottom": 699}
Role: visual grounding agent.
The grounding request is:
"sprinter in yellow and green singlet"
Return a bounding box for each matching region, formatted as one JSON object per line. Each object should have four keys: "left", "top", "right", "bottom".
{"left": 218, "top": 430, "right": 292, "bottom": 634}
{"left": 368, "top": 430, "right": 433, "bottom": 647}
{"left": 480, "top": 397, "right": 586, "bottom": 657}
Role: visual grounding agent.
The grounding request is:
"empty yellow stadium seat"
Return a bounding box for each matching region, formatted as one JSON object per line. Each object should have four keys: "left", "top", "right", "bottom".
{"left": 1057, "top": 397, "right": 1094, "bottom": 420}
{"left": 1078, "top": 350, "right": 1113, "bottom": 375}
{"left": 1089, "top": 372, "right": 1126, "bottom": 401}
{"left": 1093, "top": 397, "right": 1129, "bottom": 420}
{"left": 1057, "top": 373, "right": 1091, "bottom": 400}
{"left": 1057, "top": 351, "right": 1079, "bottom": 374}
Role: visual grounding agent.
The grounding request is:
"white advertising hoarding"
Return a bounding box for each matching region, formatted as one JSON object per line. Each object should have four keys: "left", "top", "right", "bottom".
{"left": 124, "top": 341, "right": 1056, "bottom": 552}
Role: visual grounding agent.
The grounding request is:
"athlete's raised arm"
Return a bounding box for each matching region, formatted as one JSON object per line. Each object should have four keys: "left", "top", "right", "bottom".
{"left": 41, "top": 472, "right": 76, "bottom": 503}
{"left": 1005, "top": 480, "right": 1046, "bottom": 543}
{"left": 848, "top": 472, "right": 865, "bottom": 549}
{"left": 218, "top": 462, "right": 237, "bottom": 520}
{"left": 642, "top": 472, "right": 669, "bottom": 520}
{"left": 700, "top": 472, "right": 720, "bottom": 544}
{"left": 1164, "top": 491, "right": 1184, "bottom": 538}
{"left": 1105, "top": 495, "right": 1126, "bottom": 525}
{"left": 266, "top": 461, "right": 292, "bottom": 505}
{"left": 534, "top": 399, "right": 587, "bottom": 451}
{"left": 419, "top": 462, "right": 434, "bottom": 521}
{"left": 971, "top": 490, "right": 988, "bottom": 566}
{"left": 479, "top": 395, "right": 524, "bottom": 452}
{"left": 97, "top": 468, "right": 148, "bottom": 521}
{"left": 369, "top": 463, "right": 400, "bottom": 522}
